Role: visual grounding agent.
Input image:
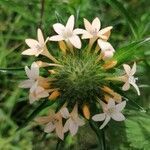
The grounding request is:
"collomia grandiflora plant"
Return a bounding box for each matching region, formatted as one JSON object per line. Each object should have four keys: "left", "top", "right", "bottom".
{"left": 19, "top": 15, "right": 140, "bottom": 140}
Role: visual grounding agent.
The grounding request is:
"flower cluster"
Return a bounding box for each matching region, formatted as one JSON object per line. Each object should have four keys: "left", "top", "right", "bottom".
{"left": 19, "top": 15, "right": 140, "bottom": 140}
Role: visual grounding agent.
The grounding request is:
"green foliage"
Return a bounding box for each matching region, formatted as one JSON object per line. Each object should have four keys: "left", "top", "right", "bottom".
{"left": 0, "top": 0, "right": 150, "bottom": 149}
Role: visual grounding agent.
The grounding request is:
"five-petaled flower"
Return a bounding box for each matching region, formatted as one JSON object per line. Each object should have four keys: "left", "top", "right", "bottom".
{"left": 122, "top": 62, "right": 140, "bottom": 95}
{"left": 19, "top": 62, "right": 49, "bottom": 103}
{"left": 82, "top": 17, "right": 112, "bottom": 41}
{"left": 22, "top": 28, "right": 58, "bottom": 63}
{"left": 92, "top": 99, "right": 126, "bottom": 129}
{"left": 35, "top": 111, "right": 64, "bottom": 140}
{"left": 49, "top": 15, "right": 84, "bottom": 49}
{"left": 60, "top": 103, "right": 85, "bottom": 136}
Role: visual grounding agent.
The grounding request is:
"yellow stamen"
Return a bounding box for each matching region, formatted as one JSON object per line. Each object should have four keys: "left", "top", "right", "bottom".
{"left": 82, "top": 104, "right": 90, "bottom": 119}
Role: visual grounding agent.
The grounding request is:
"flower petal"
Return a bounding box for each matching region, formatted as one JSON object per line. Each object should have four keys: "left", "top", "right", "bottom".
{"left": 60, "top": 107, "right": 70, "bottom": 119}
{"left": 69, "top": 119, "right": 78, "bottom": 136}
{"left": 53, "top": 23, "right": 65, "bottom": 35}
{"left": 102, "top": 51, "right": 114, "bottom": 60}
{"left": 22, "top": 49, "right": 38, "bottom": 56}
{"left": 55, "top": 119, "right": 64, "bottom": 140}
{"left": 66, "top": 15, "right": 74, "bottom": 31}
{"left": 122, "top": 81, "right": 130, "bottom": 91}
{"left": 82, "top": 31, "right": 93, "bottom": 39}
{"left": 123, "top": 64, "right": 131, "bottom": 76}
{"left": 31, "top": 62, "right": 39, "bottom": 79}
{"left": 29, "top": 92, "right": 38, "bottom": 104}
{"left": 116, "top": 101, "right": 126, "bottom": 111}
{"left": 49, "top": 35, "right": 64, "bottom": 41}
{"left": 131, "top": 62, "right": 136, "bottom": 75}
{"left": 44, "top": 122, "right": 55, "bottom": 133}
{"left": 76, "top": 117, "right": 85, "bottom": 126}
{"left": 100, "top": 116, "right": 110, "bottom": 129}
{"left": 84, "top": 18, "right": 92, "bottom": 32}
{"left": 63, "top": 119, "right": 70, "bottom": 133}
{"left": 37, "top": 28, "right": 45, "bottom": 44}
{"left": 73, "top": 28, "right": 86, "bottom": 35}
{"left": 130, "top": 81, "right": 140, "bottom": 95}
{"left": 92, "top": 113, "right": 105, "bottom": 121}
{"left": 25, "top": 39, "right": 39, "bottom": 48}
{"left": 100, "top": 100, "right": 107, "bottom": 112}
{"left": 98, "top": 39, "right": 115, "bottom": 52}
{"left": 35, "top": 116, "right": 52, "bottom": 124}
{"left": 69, "top": 35, "right": 81, "bottom": 49}
{"left": 19, "top": 79, "right": 34, "bottom": 88}
{"left": 111, "top": 112, "right": 125, "bottom": 121}
{"left": 92, "top": 17, "right": 101, "bottom": 31}
{"left": 30, "top": 81, "right": 38, "bottom": 93}
{"left": 38, "top": 89, "right": 49, "bottom": 98}
{"left": 107, "top": 99, "right": 115, "bottom": 109}
{"left": 98, "top": 26, "right": 113, "bottom": 40}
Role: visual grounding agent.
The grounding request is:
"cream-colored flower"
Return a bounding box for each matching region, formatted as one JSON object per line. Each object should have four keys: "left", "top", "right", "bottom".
{"left": 82, "top": 17, "right": 112, "bottom": 41}
{"left": 60, "top": 104, "right": 84, "bottom": 136}
{"left": 29, "top": 86, "right": 49, "bottom": 104}
{"left": 49, "top": 15, "right": 84, "bottom": 49}
{"left": 35, "top": 111, "right": 64, "bottom": 140}
{"left": 92, "top": 99, "right": 126, "bottom": 129}
{"left": 98, "top": 39, "right": 115, "bottom": 60}
{"left": 122, "top": 63, "right": 140, "bottom": 95}
{"left": 19, "top": 62, "right": 49, "bottom": 103}
{"left": 22, "top": 28, "right": 58, "bottom": 63}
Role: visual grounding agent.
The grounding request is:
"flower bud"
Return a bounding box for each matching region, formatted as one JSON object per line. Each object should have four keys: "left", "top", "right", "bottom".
{"left": 82, "top": 104, "right": 90, "bottom": 119}
{"left": 49, "top": 90, "right": 60, "bottom": 100}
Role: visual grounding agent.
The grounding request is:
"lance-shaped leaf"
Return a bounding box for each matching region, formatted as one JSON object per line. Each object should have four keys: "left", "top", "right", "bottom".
{"left": 114, "top": 38, "right": 150, "bottom": 65}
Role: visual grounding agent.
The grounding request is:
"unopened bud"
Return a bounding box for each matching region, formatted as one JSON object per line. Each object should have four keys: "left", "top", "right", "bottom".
{"left": 82, "top": 104, "right": 90, "bottom": 119}
{"left": 49, "top": 90, "right": 60, "bottom": 100}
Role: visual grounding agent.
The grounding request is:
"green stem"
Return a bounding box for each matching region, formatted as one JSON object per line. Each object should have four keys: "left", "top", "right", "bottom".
{"left": 89, "top": 120, "right": 101, "bottom": 149}
{"left": 89, "top": 120, "right": 106, "bottom": 150}
{"left": 101, "top": 129, "right": 106, "bottom": 150}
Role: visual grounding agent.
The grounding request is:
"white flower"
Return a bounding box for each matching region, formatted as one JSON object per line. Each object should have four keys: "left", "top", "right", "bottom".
{"left": 82, "top": 17, "right": 112, "bottom": 41}
{"left": 60, "top": 104, "right": 84, "bottom": 136}
{"left": 35, "top": 111, "right": 64, "bottom": 140}
{"left": 98, "top": 39, "right": 115, "bottom": 60}
{"left": 92, "top": 99, "right": 126, "bottom": 129}
{"left": 49, "top": 15, "right": 84, "bottom": 49}
{"left": 22, "top": 28, "right": 48, "bottom": 56}
{"left": 122, "top": 63, "right": 140, "bottom": 95}
{"left": 29, "top": 86, "right": 49, "bottom": 104}
{"left": 22, "top": 29, "right": 58, "bottom": 63}
{"left": 19, "top": 62, "right": 49, "bottom": 103}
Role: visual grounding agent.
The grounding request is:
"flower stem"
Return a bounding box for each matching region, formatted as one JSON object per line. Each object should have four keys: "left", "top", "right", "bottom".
{"left": 89, "top": 120, "right": 106, "bottom": 150}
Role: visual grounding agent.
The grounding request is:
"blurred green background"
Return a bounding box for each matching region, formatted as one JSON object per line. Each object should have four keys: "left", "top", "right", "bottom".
{"left": 0, "top": 0, "right": 150, "bottom": 149}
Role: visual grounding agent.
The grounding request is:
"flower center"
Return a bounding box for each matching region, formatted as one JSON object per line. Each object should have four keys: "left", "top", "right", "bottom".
{"left": 90, "top": 28, "right": 98, "bottom": 36}
{"left": 35, "top": 44, "right": 44, "bottom": 52}
{"left": 63, "top": 29, "right": 73, "bottom": 39}
{"left": 53, "top": 52, "right": 106, "bottom": 104}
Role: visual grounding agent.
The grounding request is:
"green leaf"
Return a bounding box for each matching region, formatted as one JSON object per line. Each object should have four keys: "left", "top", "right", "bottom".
{"left": 0, "top": 68, "right": 24, "bottom": 72}
{"left": 114, "top": 37, "right": 150, "bottom": 65}
{"left": 17, "top": 100, "right": 55, "bottom": 130}
{"left": 125, "top": 112, "right": 150, "bottom": 150}
{"left": 105, "top": 0, "right": 138, "bottom": 39}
